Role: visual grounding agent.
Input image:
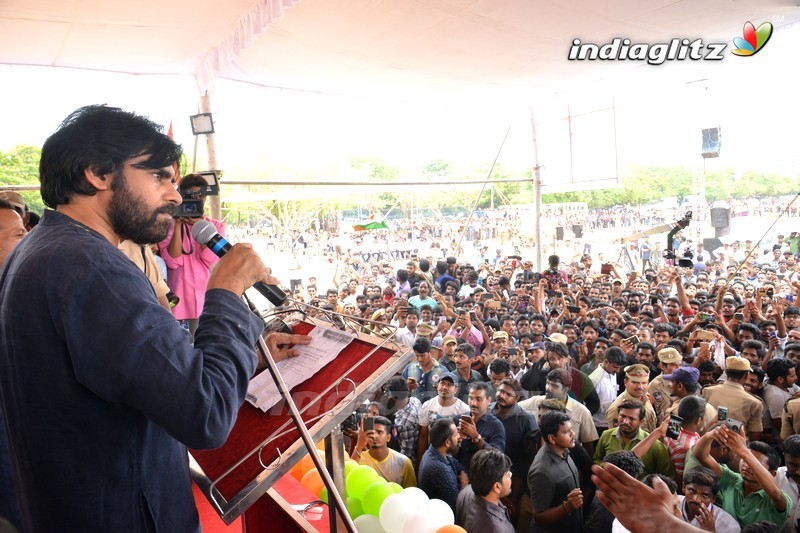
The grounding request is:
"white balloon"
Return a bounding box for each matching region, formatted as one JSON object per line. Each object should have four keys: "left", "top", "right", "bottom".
{"left": 401, "top": 511, "right": 438, "bottom": 533}
{"left": 379, "top": 493, "right": 415, "bottom": 533}
{"left": 400, "top": 486, "right": 429, "bottom": 506}
{"left": 354, "top": 514, "right": 386, "bottom": 533}
{"left": 421, "top": 498, "right": 455, "bottom": 530}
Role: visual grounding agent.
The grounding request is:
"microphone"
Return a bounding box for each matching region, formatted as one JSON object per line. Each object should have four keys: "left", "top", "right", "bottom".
{"left": 191, "top": 220, "right": 287, "bottom": 306}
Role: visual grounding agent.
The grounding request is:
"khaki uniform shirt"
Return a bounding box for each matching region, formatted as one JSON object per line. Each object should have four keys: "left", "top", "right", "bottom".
{"left": 781, "top": 397, "right": 800, "bottom": 440}
{"left": 606, "top": 390, "right": 658, "bottom": 433}
{"left": 648, "top": 375, "right": 673, "bottom": 424}
{"left": 665, "top": 397, "right": 718, "bottom": 433}
{"left": 701, "top": 381, "right": 763, "bottom": 434}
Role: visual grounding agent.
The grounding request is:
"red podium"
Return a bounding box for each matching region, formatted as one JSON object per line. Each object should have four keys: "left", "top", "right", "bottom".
{"left": 189, "top": 310, "right": 410, "bottom": 531}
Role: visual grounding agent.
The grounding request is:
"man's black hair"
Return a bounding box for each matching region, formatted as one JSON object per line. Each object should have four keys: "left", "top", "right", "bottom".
{"left": 682, "top": 466, "right": 720, "bottom": 495}
{"left": 602, "top": 450, "right": 644, "bottom": 479}
{"left": 469, "top": 448, "right": 512, "bottom": 497}
{"left": 429, "top": 418, "right": 456, "bottom": 448}
{"left": 749, "top": 441, "right": 781, "bottom": 471}
{"left": 539, "top": 411, "right": 571, "bottom": 442}
{"left": 40, "top": 105, "right": 183, "bottom": 208}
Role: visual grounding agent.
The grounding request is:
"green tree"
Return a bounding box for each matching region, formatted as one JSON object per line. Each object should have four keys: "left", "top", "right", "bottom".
{"left": 0, "top": 145, "right": 43, "bottom": 214}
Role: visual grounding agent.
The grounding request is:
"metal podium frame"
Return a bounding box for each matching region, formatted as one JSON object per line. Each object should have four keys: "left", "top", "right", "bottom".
{"left": 189, "top": 301, "right": 411, "bottom": 530}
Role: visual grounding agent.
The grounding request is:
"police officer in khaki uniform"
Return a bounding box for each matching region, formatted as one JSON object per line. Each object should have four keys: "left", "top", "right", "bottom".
{"left": 701, "top": 356, "right": 763, "bottom": 440}
{"left": 648, "top": 347, "right": 682, "bottom": 424}
{"left": 606, "top": 363, "right": 658, "bottom": 432}
{"left": 781, "top": 397, "right": 800, "bottom": 440}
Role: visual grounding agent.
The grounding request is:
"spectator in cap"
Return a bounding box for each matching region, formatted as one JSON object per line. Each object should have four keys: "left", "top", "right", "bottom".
{"left": 701, "top": 356, "right": 764, "bottom": 441}
{"left": 649, "top": 347, "right": 684, "bottom": 424}
{"left": 606, "top": 364, "right": 658, "bottom": 432}
{"left": 416, "top": 371, "right": 470, "bottom": 467}
{"left": 382, "top": 376, "right": 422, "bottom": 468}
{"left": 663, "top": 367, "right": 718, "bottom": 433}
{"left": 402, "top": 337, "right": 446, "bottom": 404}
{"left": 438, "top": 335, "right": 459, "bottom": 373}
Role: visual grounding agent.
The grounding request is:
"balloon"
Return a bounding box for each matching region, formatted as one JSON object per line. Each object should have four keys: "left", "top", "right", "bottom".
{"left": 379, "top": 493, "right": 415, "bottom": 533}
{"left": 401, "top": 511, "right": 437, "bottom": 533}
{"left": 316, "top": 439, "right": 326, "bottom": 451}
{"left": 347, "top": 465, "right": 381, "bottom": 500}
{"left": 435, "top": 526, "right": 467, "bottom": 533}
{"left": 353, "top": 514, "right": 385, "bottom": 533}
{"left": 299, "top": 449, "right": 326, "bottom": 476}
{"left": 362, "top": 481, "right": 396, "bottom": 516}
{"left": 400, "top": 486, "right": 429, "bottom": 506}
{"left": 289, "top": 460, "right": 306, "bottom": 481}
{"left": 421, "top": 499, "right": 455, "bottom": 530}
{"left": 345, "top": 460, "right": 359, "bottom": 478}
{"left": 347, "top": 496, "right": 365, "bottom": 518}
{"left": 387, "top": 482, "right": 403, "bottom": 494}
{"left": 320, "top": 487, "right": 328, "bottom": 504}
{"left": 300, "top": 468, "right": 325, "bottom": 497}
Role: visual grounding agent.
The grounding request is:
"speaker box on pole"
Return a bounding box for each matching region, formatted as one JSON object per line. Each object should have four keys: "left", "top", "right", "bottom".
{"left": 556, "top": 227, "right": 564, "bottom": 241}
{"left": 701, "top": 127, "right": 721, "bottom": 158}
{"left": 572, "top": 224, "right": 584, "bottom": 238}
{"left": 710, "top": 207, "right": 730, "bottom": 228}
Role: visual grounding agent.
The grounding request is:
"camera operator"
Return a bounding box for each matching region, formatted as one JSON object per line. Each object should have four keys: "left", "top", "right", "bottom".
{"left": 159, "top": 173, "right": 225, "bottom": 336}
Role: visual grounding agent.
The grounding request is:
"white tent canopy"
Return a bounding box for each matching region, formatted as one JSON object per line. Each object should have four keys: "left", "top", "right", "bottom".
{"left": 2, "top": 0, "right": 798, "bottom": 102}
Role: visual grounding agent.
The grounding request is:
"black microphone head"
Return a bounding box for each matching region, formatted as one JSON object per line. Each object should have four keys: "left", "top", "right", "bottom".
{"left": 191, "top": 220, "right": 218, "bottom": 245}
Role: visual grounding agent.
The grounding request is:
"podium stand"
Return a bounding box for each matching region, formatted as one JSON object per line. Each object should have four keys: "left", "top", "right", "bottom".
{"left": 189, "top": 306, "right": 410, "bottom": 530}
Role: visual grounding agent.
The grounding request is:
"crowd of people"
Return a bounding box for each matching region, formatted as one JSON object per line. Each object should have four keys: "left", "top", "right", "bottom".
{"left": 3, "top": 104, "right": 800, "bottom": 533}
{"left": 303, "top": 236, "right": 800, "bottom": 532}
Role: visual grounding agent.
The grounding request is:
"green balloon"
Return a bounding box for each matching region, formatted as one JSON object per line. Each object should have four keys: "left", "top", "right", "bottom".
{"left": 387, "top": 482, "right": 403, "bottom": 494}
{"left": 344, "top": 461, "right": 358, "bottom": 478}
{"left": 320, "top": 487, "right": 328, "bottom": 504}
{"left": 362, "top": 481, "right": 396, "bottom": 516}
{"left": 346, "top": 465, "right": 381, "bottom": 500}
{"left": 346, "top": 496, "right": 364, "bottom": 518}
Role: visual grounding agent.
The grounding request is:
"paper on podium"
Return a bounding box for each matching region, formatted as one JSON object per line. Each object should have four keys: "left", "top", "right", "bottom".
{"left": 246, "top": 326, "right": 356, "bottom": 412}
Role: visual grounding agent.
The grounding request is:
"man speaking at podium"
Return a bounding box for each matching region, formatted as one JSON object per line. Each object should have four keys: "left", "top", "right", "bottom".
{"left": 0, "top": 106, "right": 297, "bottom": 531}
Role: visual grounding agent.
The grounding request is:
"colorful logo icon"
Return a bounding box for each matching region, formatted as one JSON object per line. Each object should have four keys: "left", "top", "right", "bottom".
{"left": 732, "top": 21, "right": 773, "bottom": 56}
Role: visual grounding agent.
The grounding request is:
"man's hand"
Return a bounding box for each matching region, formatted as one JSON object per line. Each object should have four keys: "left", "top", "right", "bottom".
{"left": 459, "top": 417, "right": 478, "bottom": 440}
{"left": 715, "top": 425, "right": 747, "bottom": 456}
{"left": 457, "top": 471, "right": 469, "bottom": 488}
{"left": 695, "top": 502, "right": 716, "bottom": 532}
{"left": 407, "top": 378, "right": 418, "bottom": 392}
{"left": 264, "top": 332, "right": 312, "bottom": 363}
{"left": 566, "top": 488, "right": 584, "bottom": 512}
{"left": 207, "top": 243, "right": 280, "bottom": 297}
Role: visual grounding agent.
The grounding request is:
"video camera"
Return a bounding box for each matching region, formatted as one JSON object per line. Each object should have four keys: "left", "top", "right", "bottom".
{"left": 173, "top": 189, "right": 205, "bottom": 218}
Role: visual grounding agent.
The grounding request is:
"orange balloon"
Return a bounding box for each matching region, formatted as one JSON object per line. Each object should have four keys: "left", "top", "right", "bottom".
{"left": 436, "top": 526, "right": 467, "bottom": 533}
{"left": 300, "top": 468, "right": 325, "bottom": 497}
{"left": 299, "top": 449, "right": 326, "bottom": 476}
{"left": 289, "top": 460, "right": 306, "bottom": 481}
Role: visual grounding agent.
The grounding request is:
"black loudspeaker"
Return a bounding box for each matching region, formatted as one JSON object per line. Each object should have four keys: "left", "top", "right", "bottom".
{"left": 556, "top": 227, "right": 564, "bottom": 241}
{"left": 702, "top": 127, "right": 721, "bottom": 158}
{"left": 572, "top": 224, "right": 584, "bottom": 238}
{"left": 703, "top": 238, "right": 723, "bottom": 259}
{"left": 710, "top": 207, "right": 730, "bottom": 228}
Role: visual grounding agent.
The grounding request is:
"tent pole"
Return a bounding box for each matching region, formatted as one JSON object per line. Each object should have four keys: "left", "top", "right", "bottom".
{"left": 200, "top": 92, "right": 221, "bottom": 221}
